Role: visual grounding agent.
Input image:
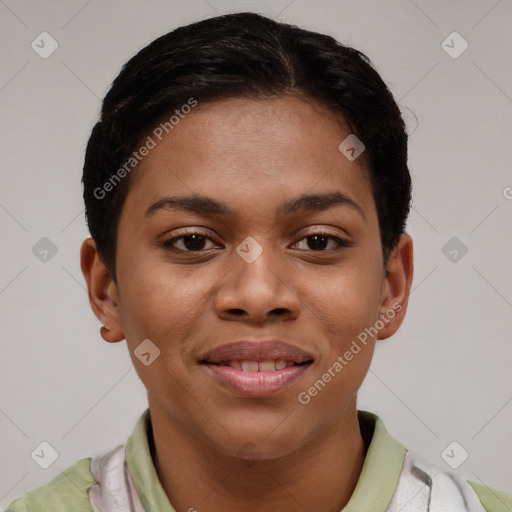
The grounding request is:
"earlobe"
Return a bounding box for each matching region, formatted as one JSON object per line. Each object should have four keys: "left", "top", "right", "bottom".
{"left": 377, "top": 232, "right": 414, "bottom": 340}
{"left": 99, "top": 325, "right": 122, "bottom": 343}
{"left": 80, "top": 238, "right": 125, "bottom": 343}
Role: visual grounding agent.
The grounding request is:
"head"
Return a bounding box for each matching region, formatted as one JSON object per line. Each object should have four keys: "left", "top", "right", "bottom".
{"left": 81, "top": 12, "right": 413, "bottom": 460}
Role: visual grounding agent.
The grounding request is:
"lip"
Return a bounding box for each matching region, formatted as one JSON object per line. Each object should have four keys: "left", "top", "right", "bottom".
{"left": 200, "top": 340, "right": 314, "bottom": 364}
{"left": 200, "top": 340, "right": 314, "bottom": 398}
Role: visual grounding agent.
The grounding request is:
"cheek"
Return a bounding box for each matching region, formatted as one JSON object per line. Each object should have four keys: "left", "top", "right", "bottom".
{"left": 116, "top": 256, "right": 220, "bottom": 361}
{"left": 303, "top": 257, "right": 382, "bottom": 337}
{"left": 115, "top": 262, "right": 200, "bottom": 409}
{"left": 297, "top": 269, "right": 379, "bottom": 418}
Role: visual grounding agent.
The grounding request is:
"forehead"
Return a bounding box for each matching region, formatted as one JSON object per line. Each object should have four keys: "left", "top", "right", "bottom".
{"left": 124, "top": 95, "right": 375, "bottom": 222}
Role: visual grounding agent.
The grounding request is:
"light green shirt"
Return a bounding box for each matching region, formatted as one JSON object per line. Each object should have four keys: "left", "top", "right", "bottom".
{"left": 6, "top": 409, "right": 511, "bottom": 511}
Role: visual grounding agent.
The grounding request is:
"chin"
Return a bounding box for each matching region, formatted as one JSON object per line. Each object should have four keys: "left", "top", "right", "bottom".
{"left": 204, "top": 421, "right": 311, "bottom": 462}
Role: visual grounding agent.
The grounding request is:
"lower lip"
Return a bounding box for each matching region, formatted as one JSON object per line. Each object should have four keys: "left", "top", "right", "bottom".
{"left": 203, "top": 364, "right": 310, "bottom": 398}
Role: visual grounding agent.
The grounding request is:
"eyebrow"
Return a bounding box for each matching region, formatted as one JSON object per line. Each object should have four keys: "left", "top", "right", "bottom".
{"left": 145, "top": 191, "right": 365, "bottom": 220}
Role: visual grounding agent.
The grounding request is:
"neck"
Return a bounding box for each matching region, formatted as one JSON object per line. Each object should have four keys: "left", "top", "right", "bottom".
{"left": 148, "top": 397, "right": 367, "bottom": 512}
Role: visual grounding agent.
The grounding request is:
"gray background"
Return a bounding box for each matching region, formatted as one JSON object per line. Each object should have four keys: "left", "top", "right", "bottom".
{"left": 1, "top": 0, "right": 511, "bottom": 508}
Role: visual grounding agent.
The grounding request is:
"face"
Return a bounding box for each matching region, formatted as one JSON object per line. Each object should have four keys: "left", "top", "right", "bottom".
{"left": 84, "top": 95, "right": 412, "bottom": 460}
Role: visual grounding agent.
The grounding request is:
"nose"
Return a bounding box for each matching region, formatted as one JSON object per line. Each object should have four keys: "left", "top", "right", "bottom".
{"left": 213, "top": 241, "right": 301, "bottom": 324}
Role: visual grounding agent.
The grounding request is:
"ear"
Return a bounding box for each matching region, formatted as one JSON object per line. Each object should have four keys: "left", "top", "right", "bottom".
{"left": 377, "top": 232, "right": 413, "bottom": 340}
{"left": 80, "top": 237, "right": 125, "bottom": 343}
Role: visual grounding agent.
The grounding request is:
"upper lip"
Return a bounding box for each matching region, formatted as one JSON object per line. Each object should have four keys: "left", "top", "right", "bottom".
{"left": 200, "top": 340, "right": 314, "bottom": 364}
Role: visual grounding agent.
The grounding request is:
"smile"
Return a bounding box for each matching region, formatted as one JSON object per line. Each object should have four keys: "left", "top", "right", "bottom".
{"left": 200, "top": 340, "right": 314, "bottom": 397}
{"left": 213, "top": 360, "right": 297, "bottom": 371}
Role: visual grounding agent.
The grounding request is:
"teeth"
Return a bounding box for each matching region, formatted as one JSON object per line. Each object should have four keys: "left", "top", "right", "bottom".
{"left": 241, "top": 361, "right": 259, "bottom": 372}
{"left": 259, "top": 361, "right": 276, "bottom": 372}
{"left": 275, "top": 359, "right": 287, "bottom": 370}
{"left": 227, "top": 360, "right": 293, "bottom": 371}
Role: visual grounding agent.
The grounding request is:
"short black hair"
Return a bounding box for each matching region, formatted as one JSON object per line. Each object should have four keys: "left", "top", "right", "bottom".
{"left": 82, "top": 12, "right": 411, "bottom": 277}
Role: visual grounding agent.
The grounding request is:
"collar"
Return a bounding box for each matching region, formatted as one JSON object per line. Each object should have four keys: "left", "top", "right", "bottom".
{"left": 125, "top": 408, "right": 406, "bottom": 511}
{"left": 342, "top": 410, "right": 406, "bottom": 511}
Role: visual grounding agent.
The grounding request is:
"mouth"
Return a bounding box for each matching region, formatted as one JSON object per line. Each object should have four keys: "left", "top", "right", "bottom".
{"left": 199, "top": 340, "right": 314, "bottom": 398}
{"left": 206, "top": 359, "right": 307, "bottom": 371}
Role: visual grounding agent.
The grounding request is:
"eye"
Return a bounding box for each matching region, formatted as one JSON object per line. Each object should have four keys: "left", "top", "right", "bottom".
{"left": 291, "top": 232, "right": 352, "bottom": 251}
{"left": 161, "top": 231, "right": 219, "bottom": 252}
{"left": 161, "top": 230, "right": 352, "bottom": 254}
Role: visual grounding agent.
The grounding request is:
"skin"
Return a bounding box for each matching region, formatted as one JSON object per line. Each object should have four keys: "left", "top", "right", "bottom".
{"left": 81, "top": 95, "right": 413, "bottom": 512}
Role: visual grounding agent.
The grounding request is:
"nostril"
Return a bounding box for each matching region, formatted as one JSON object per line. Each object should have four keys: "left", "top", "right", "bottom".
{"left": 228, "top": 309, "right": 245, "bottom": 316}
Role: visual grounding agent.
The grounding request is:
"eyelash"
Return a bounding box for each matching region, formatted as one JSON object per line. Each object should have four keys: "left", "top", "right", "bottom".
{"left": 161, "top": 230, "right": 353, "bottom": 253}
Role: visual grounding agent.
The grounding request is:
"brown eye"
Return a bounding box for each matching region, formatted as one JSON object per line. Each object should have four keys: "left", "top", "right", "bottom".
{"left": 292, "top": 233, "right": 352, "bottom": 251}
{"left": 162, "top": 232, "right": 218, "bottom": 252}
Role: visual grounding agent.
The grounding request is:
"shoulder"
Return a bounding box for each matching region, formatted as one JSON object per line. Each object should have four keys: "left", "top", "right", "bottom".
{"left": 388, "top": 448, "right": 511, "bottom": 512}
{"left": 467, "top": 480, "right": 512, "bottom": 512}
{"left": 358, "top": 411, "right": 511, "bottom": 512}
{"left": 5, "top": 457, "right": 96, "bottom": 512}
